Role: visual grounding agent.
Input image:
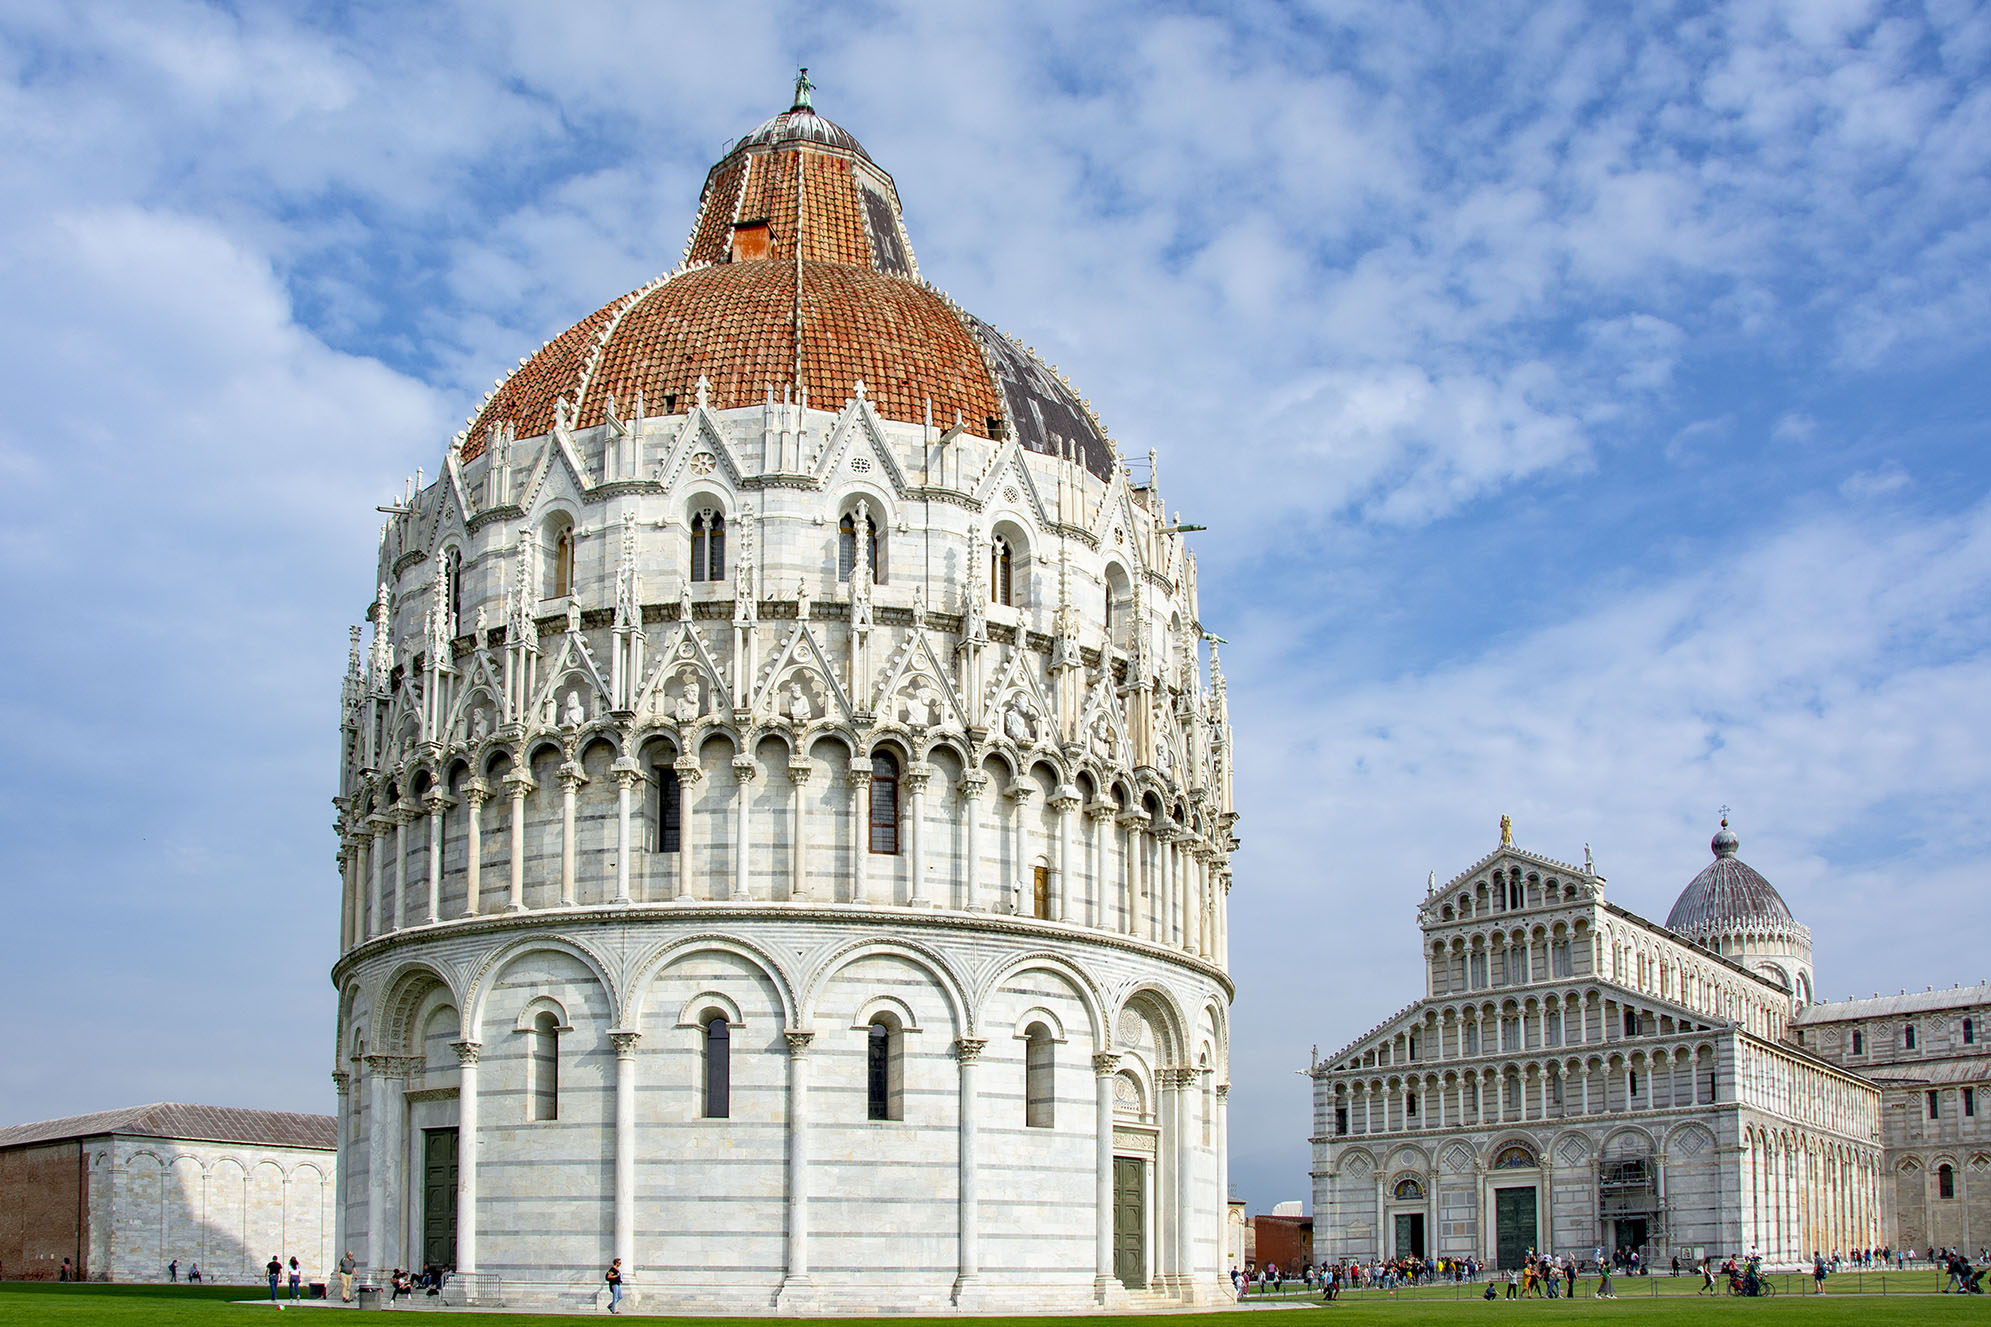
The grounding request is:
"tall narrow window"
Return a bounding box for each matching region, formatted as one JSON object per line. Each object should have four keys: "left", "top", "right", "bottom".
{"left": 1335, "top": 1107, "right": 1348, "bottom": 1136}
{"left": 1928, "top": 1089, "right": 1941, "bottom": 1119}
{"left": 1024, "top": 1023, "right": 1055, "bottom": 1128}
{"left": 1552, "top": 940, "right": 1572, "bottom": 977}
{"left": 529, "top": 1010, "right": 560, "bottom": 1121}
{"left": 1470, "top": 952, "right": 1487, "bottom": 989}
{"left": 1852, "top": 1029, "right": 1864, "bottom": 1055}
{"left": 1032, "top": 865, "right": 1050, "bottom": 919}
{"left": 868, "top": 751, "right": 900, "bottom": 854}
{"left": 1939, "top": 1163, "right": 1956, "bottom": 1199}
{"left": 1966, "top": 1018, "right": 1976, "bottom": 1045}
{"left": 1966, "top": 1087, "right": 1977, "bottom": 1117}
{"left": 1628, "top": 1069, "right": 1640, "bottom": 1098}
{"left": 991, "top": 535, "right": 1013, "bottom": 606}
{"left": 1624, "top": 1009, "right": 1640, "bottom": 1037}
{"left": 444, "top": 547, "right": 463, "bottom": 630}
{"left": 656, "top": 766, "right": 681, "bottom": 852}
{"left": 552, "top": 526, "right": 574, "bottom": 599}
{"left": 691, "top": 510, "right": 726, "bottom": 582}
{"left": 1546, "top": 1012, "right": 1562, "bottom": 1047}
{"left": 837, "top": 513, "right": 881, "bottom": 583}
{"left": 1500, "top": 1015, "right": 1520, "bottom": 1051}
{"left": 867, "top": 1016, "right": 902, "bottom": 1121}
{"left": 1907, "top": 1025, "right": 1919, "bottom": 1050}
{"left": 703, "top": 1014, "right": 731, "bottom": 1119}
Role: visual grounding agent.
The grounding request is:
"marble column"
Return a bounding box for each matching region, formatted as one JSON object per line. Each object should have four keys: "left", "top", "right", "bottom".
{"left": 961, "top": 774, "right": 988, "bottom": 911}
{"left": 776, "top": 1031, "right": 814, "bottom": 1305}
{"left": 732, "top": 755, "right": 758, "bottom": 900}
{"left": 673, "top": 757, "right": 702, "bottom": 902}
{"left": 339, "top": 845, "right": 358, "bottom": 950}
{"left": 787, "top": 761, "right": 813, "bottom": 901}
{"left": 613, "top": 762, "right": 639, "bottom": 903}
{"left": 954, "top": 1037, "right": 987, "bottom": 1303}
{"left": 369, "top": 816, "right": 389, "bottom": 936}
{"left": 772, "top": 1028, "right": 812, "bottom": 1299}
{"left": 1006, "top": 781, "right": 1035, "bottom": 915}
{"left": 1094, "top": 1053, "right": 1120, "bottom": 1301}
{"left": 1086, "top": 803, "right": 1113, "bottom": 929}
{"left": 558, "top": 762, "right": 583, "bottom": 906}
{"left": 906, "top": 763, "right": 934, "bottom": 907}
{"left": 358, "top": 834, "right": 376, "bottom": 940}
{"left": 1173, "top": 1069, "right": 1196, "bottom": 1299}
{"left": 1214, "top": 1081, "right": 1230, "bottom": 1285}
{"left": 363, "top": 1055, "right": 409, "bottom": 1280}
{"left": 504, "top": 771, "right": 532, "bottom": 910}
{"left": 393, "top": 802, "right": 413, "bottom": 930}
{"left": 424, "top": 791, "right": 448, "bottom": 924}
{"left": 848, "top": 763, "right": 871, "bottom": 904}
{"left": 610, "top": 1032, "right": 640, "bottom": 1274}
{"left": 330, "top": 1071, "right": 351, "bottom": 1269}
{"left": 462, "top": 781, "right": 487, "bottom": 916}
{"left": 1117, "top": 812, "right": 1143, "bottom": 936}
{"left": 1051, "top": 788, "right": 1080, "bottom": 923}
{"left": 452, "top": 1042, "right": 481, "bottom": 1276}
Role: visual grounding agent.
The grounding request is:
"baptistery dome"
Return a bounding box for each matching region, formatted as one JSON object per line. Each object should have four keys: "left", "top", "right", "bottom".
{"left": 1666, "top": 821, "right": 1812, "bottom": 1005}
{"left": 329, "top": 75, "right": 1234, "bottom": 1314}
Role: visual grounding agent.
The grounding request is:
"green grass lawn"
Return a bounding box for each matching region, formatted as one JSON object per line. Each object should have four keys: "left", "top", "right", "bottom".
{"left": 0, "top": 1277, "right": 1980, "bottom": 1326}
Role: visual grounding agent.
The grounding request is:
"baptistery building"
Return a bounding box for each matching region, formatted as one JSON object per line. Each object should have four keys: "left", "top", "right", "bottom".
{"left": 329, "top": 78, "right": 1235, "bottom": 1312}
{"left": 1310, "top": 820, "right": 1883, "bottom": 1270}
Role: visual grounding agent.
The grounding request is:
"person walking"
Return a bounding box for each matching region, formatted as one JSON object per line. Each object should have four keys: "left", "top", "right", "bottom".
{"left": 1813, "top": 1253, "right": 1828, "bottom": 1294}
{"left": 338, "top": 1251, "right": 356, "bottom": 1303}
{"left": 288, "top": 1255, "right": 302, "bottom": 1300}
{"left": 266, "top": 1255, "right": 283, "bottom": 1301}
{"left": 605, "top": 1257, "right": 625, "bottom": 1314}
{"left": 1594, "top": 1260, "right": 1615, "bottom": 1299}
{"left": 1699, "top": 1259, "right": 1716, "bottom": 1295}
{"left": 168, "top": 1259, "right": 178, "bottom": 1282}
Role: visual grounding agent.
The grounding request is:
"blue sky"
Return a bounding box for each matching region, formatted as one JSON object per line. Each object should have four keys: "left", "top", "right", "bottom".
{"left": 2, "top": 0, "right": 1989, "bottom": 1216}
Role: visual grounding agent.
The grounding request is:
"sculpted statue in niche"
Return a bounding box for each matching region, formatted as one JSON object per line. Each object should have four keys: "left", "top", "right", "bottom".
{"left": 903, "top": 681, "right": 941, "bottom": 729}
{"left": 562, "top": 689, "right": 586, "bottom": 729}
{"left": 469, "top": 707, "right": 490, "bottom": 745}
{"left": 1089, "top": 710, "right": 1115, "bottom": 761}
{"left": 473, "top": 606, "right": 489, "bottom": 651}
{"left": 787, "top": 681, "right": 814, "bottom": 726}
{"left": 566, "top": 598, "right": 582, "bottom": 633}
{"left": 1004, "top": 698, "right": 1036, "bottom": 747}
{"left": 679, "top": 583, "right": 693, "bottom": 622}
{"left": 796, "top": 578, "right": 811, "bottom": 622}
{"left": 911, "top": 586, "right": 927, "bottom": 628}
{"left": 674, "top": 672, "right": 703, "bottom": 726}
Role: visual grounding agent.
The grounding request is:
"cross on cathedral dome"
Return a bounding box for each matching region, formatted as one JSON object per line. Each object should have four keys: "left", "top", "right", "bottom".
{"left": 460, "top": 73, "right": 1116, "bottom": 482}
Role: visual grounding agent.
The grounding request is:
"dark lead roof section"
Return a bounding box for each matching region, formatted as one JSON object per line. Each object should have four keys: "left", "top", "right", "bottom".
{"left": 0, "top": 1102, "right": 337, "bottom": 1152}
{"left": 964, "top": 313, "right": 1115, "bottom": 481}
{"left": 858, "top": 177, "right": 911, "bottom": 277}
{"left": 732, "top": 108, "right": 873, "bottom": 161}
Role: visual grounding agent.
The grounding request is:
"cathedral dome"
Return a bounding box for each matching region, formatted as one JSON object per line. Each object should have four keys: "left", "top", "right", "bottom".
{"left": 460, "top": 73, "right": 1115, "bottom": 480}
{"left": 1665, "top": 820, "right": 1794, "bottom": 935}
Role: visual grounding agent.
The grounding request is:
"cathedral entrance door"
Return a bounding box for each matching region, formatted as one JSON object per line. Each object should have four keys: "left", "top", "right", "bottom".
{"left": 1613, "top": 1218, "right": 1648, "bottom": 1261}
{"left": 422, "top": 1128, "right": 458, "bottom": 1270}
{"left": 1394, "top": 1213, "right": 1426, "bottom": 1259}
{"left": 1494, "top": 1187, "right": 1536, "bottom": 1270}
{"left": 1113, "top": 1157, "right": 1147, "bottom": 1288}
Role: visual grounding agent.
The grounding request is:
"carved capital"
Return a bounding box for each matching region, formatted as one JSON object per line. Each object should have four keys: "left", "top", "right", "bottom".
{"left": 363, "top": 1053, "right": 421, "bottom": 1080}
{"left": 613, "top": 766, "right": 643, "bottom": 791}
{"left": 609, "top": 1031, "right": 642, "bottom": 1057}
{"left": 784, "top": 1030, "right": 815, "bottom": 1059}
{"left": 1004, "top": 779, "right": 1036, "bottom": 804}
{"left": 1216, "top": 1082, "right": 1230, "bottom": 1100}
{"left": 423, "top": 790, "right": 455, "bottom": 816}
{"left": 954, "top": 1036, "right": 988, "bottom": 1064}
{"left": 503, "top": 771, "right": 535, "bottom": 799}
{"left": 1085, "top": 800, "right": 1118, "bottom": 822}
{"left": 960, "top": 772, "right": 990, "bottom": 800}
{"left": 463, "top": 779, "right": 490, "bottom": 809}
{"left": 1115, "top": 810, "right": 1147, "bottom": 829}
{"left": 903, "top": 762, "right": 935, "bottom": 793}
{"left": 451, "top": 1040, "right": 483, "bottom": 1067}
{"left": 1049, "top": 786, "right": 1083, "bottom": 812}
{"left": 559, "top": 763, "right": 586, "bottom": 792}
{"left": 846, "top": 762, "right": 872, "bottom": 787}
{"left": 787, "top": 761, "right": 814, "bottom": 786}
{"left": 732, "top": 755, "right": 760, "bottom": 783}
{"left": 673, "top": 755, "right": 703, "bottom": 784}
{"left": 1093, "top": 1052, "right": 1122, "bottom": 1078}
{"left": 392, "top": 799, "right": 421, "bottom": 826}
{"left": 331, "top": 1070, "right": 352, "bottom": 1094}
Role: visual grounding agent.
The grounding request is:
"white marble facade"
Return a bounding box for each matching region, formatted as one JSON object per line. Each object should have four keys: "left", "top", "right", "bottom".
{"left": 330, "top": 88, "right": 1235, "bottom": 1313}
{"left": 1311, "top": 826, "right": 1882, "bottom": 1269}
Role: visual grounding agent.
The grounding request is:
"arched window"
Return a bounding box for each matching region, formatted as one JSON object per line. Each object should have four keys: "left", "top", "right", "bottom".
{"left": 1393, "top": 1177, "right": 1425, "bottom": 1200}
{"left": 552, "top": 525, "right": 574, "bottom": 599}
{"left": 867, "top": 1016, "right": 903, "bottom": 1121}
{"left": 691, "top": 510, "right": 726, "bottom": 582}
{"left": 1492, "top": 1144, "right": 1536, "bottom": 1169}
{"left": 868, "top": 751, "right": 900, "bottom": 855}
{"left": 655, "top": 766, "right": 681, "bottom": 852}
{"left": 528, "top": 1010, "right": 560, "bottom": 1121}
{"left": 1024, "top": 1023, "right": 1054, "bottom": 1128}
{"left": 702, "top": 1014, "right": 730, "bottom": 1119}
{"left": 991, "top": 535, "right": 1013, "bottom": 606}
{"left": 1939, "top": 1163, "right": 1956, "bottom": 1199}
{"left": 837, "top": 511, "right": 883, "bottom": 584}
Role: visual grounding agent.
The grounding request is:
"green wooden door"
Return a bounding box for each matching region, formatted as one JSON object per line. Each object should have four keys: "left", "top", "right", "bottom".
{"left": 422, "top": 1128, "right": 459, "bottom": 1270}
{"left": 1395, "top": 1212, "right": 1426, "bottom": 1258}
{"left": 1494, "top": 1186, "right": 1536, "bottom": 1270}
{"left": 1113, "top": 1157, "right": 1146, "bottom": 1288}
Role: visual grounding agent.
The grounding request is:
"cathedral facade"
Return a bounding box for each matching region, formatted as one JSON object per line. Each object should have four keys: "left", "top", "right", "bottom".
{"left": 328, "top": 80, "right": 1236, "bottom": 1312}
{"left": 1310, "top": 821, "right": 1886, "bottom": 1269}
